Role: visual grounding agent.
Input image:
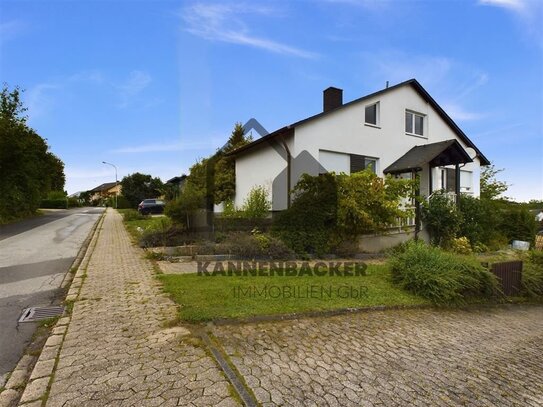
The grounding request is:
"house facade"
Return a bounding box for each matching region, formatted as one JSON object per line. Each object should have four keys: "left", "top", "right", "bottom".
{"left": 89, "top": 182, "right": 121, "bottom": 203}
{"left": 230, "top": 79, "right": 489, "bottom": 215}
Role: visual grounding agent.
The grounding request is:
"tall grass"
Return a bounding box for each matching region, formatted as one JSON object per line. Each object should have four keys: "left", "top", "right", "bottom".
{"left": 389, "top": 240, "right": 498, "bottom": 304}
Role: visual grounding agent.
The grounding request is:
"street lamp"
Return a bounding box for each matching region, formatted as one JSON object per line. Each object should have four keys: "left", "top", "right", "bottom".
{"left": 102, "top": 161, "right": 118, "bottom": 209}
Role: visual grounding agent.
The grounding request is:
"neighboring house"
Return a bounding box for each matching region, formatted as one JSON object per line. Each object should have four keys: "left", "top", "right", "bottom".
{"left": 89, "top": 182, "right": 121, "bottom": 202}
{"left": 166, "top": 175, "right": 187, "bottom": 199}
{"left": 228, "top": 79, "right": 490, "bottom": 249}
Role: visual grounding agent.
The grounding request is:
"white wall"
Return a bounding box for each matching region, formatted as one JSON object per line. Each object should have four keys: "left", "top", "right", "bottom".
{"left": 234, "top": 84, "right": 484, "bottom": 210}
{"left": 235, "top": 140, "right": 289, "bottom": 211}
{"left": 293, "top": 85, "right": 481, "bottom": 197}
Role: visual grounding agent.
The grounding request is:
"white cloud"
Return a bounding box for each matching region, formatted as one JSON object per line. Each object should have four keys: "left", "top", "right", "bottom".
{"left": 182, "top": 3, "right": 317, "bottom": 59}
{"left": 25, "top": 83, "right": 60, "bottom": 118}
{"left": 441, "top": 103, "right": 485, "bottom": 122}
{"left": 359, "top": 50, "right": 489, "bottom": 122}
{"left": 116, "top": 70, "right": 152, "bottom": 108}
{"left": 361, "top": 51, "right": 453, "bottom": 88}
{"left": 479, "top": 0, "right": 542, "bottom": 43}
{"left": 478, "top": 0, "right": 527, "bottom": 12}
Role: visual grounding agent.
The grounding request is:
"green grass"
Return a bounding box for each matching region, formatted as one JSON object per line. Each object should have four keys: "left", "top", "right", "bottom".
{"left": 118, "top": 209, "right": 170, "bottom": 241}
{"left": 158, "top": 264, "right": 429, "bottom": 322}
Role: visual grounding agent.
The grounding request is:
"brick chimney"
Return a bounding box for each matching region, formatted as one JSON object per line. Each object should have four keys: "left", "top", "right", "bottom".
{"left": 323, "top": 87, "right": 343, "bottom": 112}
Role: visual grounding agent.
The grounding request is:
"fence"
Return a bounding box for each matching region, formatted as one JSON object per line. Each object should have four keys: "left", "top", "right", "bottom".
{"left": 490, "top": 261, "right": 523, "bottom": 296}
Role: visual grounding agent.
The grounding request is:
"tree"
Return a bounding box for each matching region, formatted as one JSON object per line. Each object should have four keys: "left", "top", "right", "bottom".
{"left": 120, "top": 173, "right": 163, "bottom": 208}
{"left": 212, "top": 123, "right": 252, "bottom": 204}
{"left": 480, "top": 164, "right": 509, "bottom": 201}
{"left": 0, "top": 85, "right": 66, "bottom": 222}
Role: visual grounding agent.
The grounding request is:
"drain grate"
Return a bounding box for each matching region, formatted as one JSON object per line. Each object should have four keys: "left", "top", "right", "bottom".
{"left": 18, "top": 306, "right": 65, "bottom": 323}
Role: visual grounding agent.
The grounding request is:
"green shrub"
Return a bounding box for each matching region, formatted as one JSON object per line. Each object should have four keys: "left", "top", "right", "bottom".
{"left": 498, "top": 206, "right": 537, "bottom": 246}
{"left": 240, "top": 186, "right": 271, "bottom": 219}
{"left": 122, "top": 209, "right": 146, "bottom": 221}
{"left": 40, "top": 199, "right": 67, "bottom": 209}
{"left": 226, "top": 231, "right": 295, "bottom": 260}
{"left": 422, "top": 191, "right": 463, "bottom": 247}
{"left": 273, "top": 173, "right": 338, "bottom": 256}
{"left": 458, "top": 194, "right": 500, "bottom": 248}
{"left": 165, "top": 183, "right": 204, "bottom": 228}
{"left": 67, "top": 197, "right": 80, "bottom": 208}
{"left": 449, "top": 237, "right": 472, "bottom": 255}
{"left": 521, "top": 251, "right": 543, "bottom": 298}
{"left": 389, "top": 240, "right": 497, "bottom": 304}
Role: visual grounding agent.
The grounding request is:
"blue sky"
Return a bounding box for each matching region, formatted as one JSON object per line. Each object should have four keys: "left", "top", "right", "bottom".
{"left": 0, "top": 0, "right": 542, "bottom": 201}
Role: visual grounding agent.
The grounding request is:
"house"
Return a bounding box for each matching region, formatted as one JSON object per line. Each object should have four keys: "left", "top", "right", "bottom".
{"left": 166, "top": 175, "right": 187, "bottom": 199}
{"left": 89, "top": 182, "right": 121, "bottom": 202}
{"left": 228, "top": 79, "right": 490, "bottom": 249}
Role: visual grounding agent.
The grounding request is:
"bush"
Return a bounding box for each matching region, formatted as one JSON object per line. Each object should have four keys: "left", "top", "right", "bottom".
{"left": 449, "top": 237, "right": 472, "bottom": 255}
{"left": 122, "top": 209, "right": 146, "bottom": 221}
{"left": 226, "top": 231, "right": 296, "bottom": 260}
{"left": 40, "top": 199, "right": 67, "bottom": 209}
{"left": 240, "top": 186, "right": 271, "bottom": 219}
{"left": 498, "top": 206, "right": 537, "bottom": 246}
{"left": 389, "top": 240, "right": 497, "bottom": 304}
{"left": 521, "top": 251, "right": 543, "bottom": 298}
{"left": 458, "top": 194, "right": 500, "bottom": 247}
{"left": 67, "top": 197, "right": 81, "bottom": 208}
{"left": 422, "top": 191, "right": 463, "bottom": 247}
{"left": 165, "top": 183, "right": 204, "bottom": 228}
{"left": 273, "top": 173, "right": 338, "bottom": 256}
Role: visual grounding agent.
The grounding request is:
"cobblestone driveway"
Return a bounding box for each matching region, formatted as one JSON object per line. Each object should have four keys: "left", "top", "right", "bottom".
{"left": 213, "top": 306, "right": 543, "bottom": 406}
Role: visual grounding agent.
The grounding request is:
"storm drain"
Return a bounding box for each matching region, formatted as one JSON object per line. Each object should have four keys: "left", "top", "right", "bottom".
{"left": 18, "top": 306, "right": 65, "bottom": 323}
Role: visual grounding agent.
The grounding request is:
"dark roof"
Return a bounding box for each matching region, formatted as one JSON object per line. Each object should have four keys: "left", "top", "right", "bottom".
{"left": 383, "top": 140, "right": 472, "bottom": 174}
{"left": 89, "top": 182, "right": 118, "bottom": 192}
{"left": 166, "top": 175, "right": 187, "bottom": 184}
{"left": 228, "top": 79, "right": 490, "bottom": 165}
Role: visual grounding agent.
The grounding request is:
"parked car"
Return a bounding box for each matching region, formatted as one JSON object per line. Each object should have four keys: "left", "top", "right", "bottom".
{"left": 137, "top": 199, "right": 165, "bottom": 215}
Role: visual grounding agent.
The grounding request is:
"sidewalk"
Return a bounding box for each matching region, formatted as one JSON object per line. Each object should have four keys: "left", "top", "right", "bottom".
{"left": 22, "top": 209, "right": 238, "bottom": 406}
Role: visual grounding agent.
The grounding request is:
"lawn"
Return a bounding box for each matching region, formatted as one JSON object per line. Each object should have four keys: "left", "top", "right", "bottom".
{"left": 157, "top": 264, "right": 429, "bottom": 322}
{"left": 117, "top": 209, "right": 170, "bottom": 241}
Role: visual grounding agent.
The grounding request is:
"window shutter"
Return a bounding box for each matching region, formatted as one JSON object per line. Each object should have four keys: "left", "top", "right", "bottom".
{"left": 350, "top": 154, "right": 366, "bottom": 173}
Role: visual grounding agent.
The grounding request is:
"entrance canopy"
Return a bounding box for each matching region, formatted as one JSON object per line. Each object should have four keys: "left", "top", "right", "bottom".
{"left": 383, "top": 139, "right": 472, "bottom": 175}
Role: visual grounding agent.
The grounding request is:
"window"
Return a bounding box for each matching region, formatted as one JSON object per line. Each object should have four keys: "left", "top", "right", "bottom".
{"left": 365, "top": 102, "right": 379, "bottom": 126}
{"left": 405, "top": 111, "right": 424, "bottom": 136}
{"left": 350, "top": 154, "right": 378, "bottom": 174}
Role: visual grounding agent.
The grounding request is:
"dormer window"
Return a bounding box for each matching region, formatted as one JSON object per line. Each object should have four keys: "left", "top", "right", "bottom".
{"left": 405, "top": 110, "right": 424, "bottom": 136}
{"left": 365, "top": 102, "right": 379, "bottom": 126}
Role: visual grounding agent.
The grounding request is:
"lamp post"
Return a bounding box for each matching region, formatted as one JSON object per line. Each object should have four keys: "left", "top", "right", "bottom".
{"left": 102, "top": 161, "right": 118, "bottom": 209}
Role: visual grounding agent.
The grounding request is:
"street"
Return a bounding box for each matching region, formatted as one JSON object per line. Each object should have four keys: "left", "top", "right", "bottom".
{"left": 0, "top": 208, "right": 103, "bottom": 387}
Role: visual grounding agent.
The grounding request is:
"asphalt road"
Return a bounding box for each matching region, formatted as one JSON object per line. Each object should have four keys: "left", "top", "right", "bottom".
{"left": 0, "top": 207, "right": 104, "bottom": 387}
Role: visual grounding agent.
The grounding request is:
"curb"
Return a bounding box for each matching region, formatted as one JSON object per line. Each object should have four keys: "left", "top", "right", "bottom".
{"left": 14, "top": 210, "right": 106, "bottom": 406}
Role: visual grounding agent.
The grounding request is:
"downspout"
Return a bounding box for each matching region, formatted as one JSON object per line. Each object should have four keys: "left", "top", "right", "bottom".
{"left": 414, "top": 169, "right": 421, "bottom": 240}
{"left": 278, "top": 133, "right": 292, "bottom": 209}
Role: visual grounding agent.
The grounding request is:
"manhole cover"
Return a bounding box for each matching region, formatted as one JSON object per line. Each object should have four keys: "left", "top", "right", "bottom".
{"left": 18, "top": 306, "right": 65, "bottom": 323}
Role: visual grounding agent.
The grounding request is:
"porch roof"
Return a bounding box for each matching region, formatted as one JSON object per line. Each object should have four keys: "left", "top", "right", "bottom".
{"left": 383, "top": 139, "right": 472, "bottom": 175}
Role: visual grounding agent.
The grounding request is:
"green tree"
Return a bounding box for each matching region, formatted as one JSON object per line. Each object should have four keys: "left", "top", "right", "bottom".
{"left": 480, "top": 164, "right": 509, "bottom": 201}
{"left": 336, "top": 170, "right": 415, "bottom": 236}
{"left": 0, "top": 85, "right": 65, "bottom": 222}
{"left": 120, "top": 173, "right": 163, "bottom": 208}
{"left": 213, "top": 123, "right": 252, "bottom": 203}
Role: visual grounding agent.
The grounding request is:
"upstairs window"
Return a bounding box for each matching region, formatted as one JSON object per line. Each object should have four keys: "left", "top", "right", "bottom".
{"left": 405, "top": 111, "right": 424, "bottom": 136}
{"left": 365, "top": 102, "right": 379, "bottom": 126}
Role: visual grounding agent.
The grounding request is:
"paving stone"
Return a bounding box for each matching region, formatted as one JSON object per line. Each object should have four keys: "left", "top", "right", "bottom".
{"left": 5, "top": 369, "right": 27, "bottom": 390}
{"left": 0, "top": 389, "right": 19, "bottom": 406}
{"left": 42, "top": 210, "right": 239, "bottom": 407}
{"left": 212, "top": 305, "right": 543, "bottom": 406}
{"left": 29, "top": 359, "right": 55, "bottom": 381}
{"left": 19, "top": 377, "right": 49, "bottom": 404}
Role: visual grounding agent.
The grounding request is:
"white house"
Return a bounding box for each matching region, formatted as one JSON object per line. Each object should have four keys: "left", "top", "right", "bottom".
{"left": 228, "top": 79, "right": 489, "bottom": 247}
